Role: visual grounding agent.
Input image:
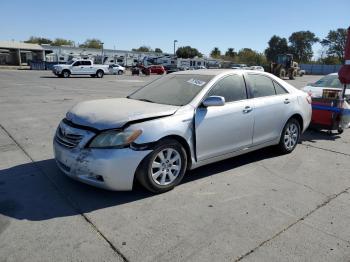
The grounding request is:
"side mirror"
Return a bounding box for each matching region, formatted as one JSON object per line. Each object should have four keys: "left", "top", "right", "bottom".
{"left": 202, "top": 96, "right": 225, "bottom": 107}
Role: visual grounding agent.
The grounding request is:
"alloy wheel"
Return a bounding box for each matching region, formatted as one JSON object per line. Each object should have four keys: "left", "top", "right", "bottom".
{"left": 284, "top": 123, "right": 299, "bottom": 150}
{"left": 151, "top": 148, "right": 181, "bottom": 186}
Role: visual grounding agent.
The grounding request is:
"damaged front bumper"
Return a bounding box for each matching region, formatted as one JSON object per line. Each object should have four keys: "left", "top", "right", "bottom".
{"left": 53, "top": 121, "right": 152, "bottom": 191}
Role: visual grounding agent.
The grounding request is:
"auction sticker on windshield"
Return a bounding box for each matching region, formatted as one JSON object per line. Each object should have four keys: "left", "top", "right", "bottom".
{"left": 187, "top": 78, "right": 206, "bottom": 87}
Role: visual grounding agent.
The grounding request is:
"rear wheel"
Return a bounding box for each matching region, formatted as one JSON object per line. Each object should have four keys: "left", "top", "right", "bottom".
{"left": 136, "top": 139, "right": 187, "bottom": 193}
{"left": 96, "top": 70, "right": 104, "bottom": 78}
{"left": 278, "top": 118, "right": 300, "bottom": 154}
{"left": 289, "top": 70, "right": 296, "bottom": 80}
{"left": 279, "top": 69, "right": 286, "bottom": 79}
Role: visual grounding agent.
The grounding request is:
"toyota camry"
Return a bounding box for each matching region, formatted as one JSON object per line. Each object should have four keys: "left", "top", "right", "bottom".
{"left": 54, "top": 69, "right": 312, "bottom": 193}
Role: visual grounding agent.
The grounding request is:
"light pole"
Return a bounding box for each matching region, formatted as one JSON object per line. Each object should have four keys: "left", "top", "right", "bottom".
{"left": 173, "top": 40, "right": 178, "bottom": 57}
{"left": 101, "top": 42, "right": 104, "bottom": 64}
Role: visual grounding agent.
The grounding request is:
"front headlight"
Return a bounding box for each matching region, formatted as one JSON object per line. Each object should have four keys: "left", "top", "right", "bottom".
{"left": 89, "top": 129, "right": 142, "bottom": 148}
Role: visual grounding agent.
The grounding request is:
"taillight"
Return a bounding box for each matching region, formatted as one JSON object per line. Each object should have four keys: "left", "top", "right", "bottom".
{"left": 306, "top": 95, "right": 312, "bottom": 104}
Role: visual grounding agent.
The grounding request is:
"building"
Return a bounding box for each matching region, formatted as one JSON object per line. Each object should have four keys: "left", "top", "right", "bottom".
{"left": 0, "top": 41, "right": 45, "bottom": 65}
{"left": 0, "top": 40, "right": 166, "bottom": 67}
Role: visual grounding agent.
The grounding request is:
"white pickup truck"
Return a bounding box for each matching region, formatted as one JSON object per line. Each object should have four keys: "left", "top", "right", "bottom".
{"left": 52, "top": 60, "right": 109, "bottom": 78}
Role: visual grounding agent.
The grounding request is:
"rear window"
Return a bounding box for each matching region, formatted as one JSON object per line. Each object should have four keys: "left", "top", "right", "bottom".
{"left": 248, "top": 74, "right": 276, "bottom": 98}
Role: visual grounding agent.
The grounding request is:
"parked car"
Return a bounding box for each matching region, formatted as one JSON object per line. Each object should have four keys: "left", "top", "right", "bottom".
{"left": 52, "top": 60, "right": 109, "bottom": 78}
{"left": 249, "top": 66, "right": 265, "bottom": 72}
{"left": 231, "top": 64, "right": 248, "bottom": 69}
{"left": 147, "top": 65, "right": 166, "bottom": 75}
{"left": 164, "top": 65, "right": 179, "bottom": 74}
{"left": 109, "top": 64, "right": 125, "bottom": 75}
{"left": 54, "top": 70, "right": 312, "bottom": 193}
{"left": 302, "top": 73, "right": 350, "bottom": 98}
{"left": 298, "top": 69, "right": 306, "bottom": 76}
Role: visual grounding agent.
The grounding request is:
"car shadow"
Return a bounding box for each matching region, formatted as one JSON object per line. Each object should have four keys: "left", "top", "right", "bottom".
{"left": 40, "top": 76, "right": 96, "bottom": 79}
{"left": 0, "top": 147, "right": 281, "bottom": 222}
{"left": 300, "top": 128, "right": 342, "bottom": 143}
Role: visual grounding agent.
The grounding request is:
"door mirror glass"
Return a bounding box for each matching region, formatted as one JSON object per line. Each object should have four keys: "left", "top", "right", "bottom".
{"left": 202, "top": 96, "right": 225, "bottom": 107}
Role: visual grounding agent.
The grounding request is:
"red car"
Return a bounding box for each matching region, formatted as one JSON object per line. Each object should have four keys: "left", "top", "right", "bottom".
{"left": 147, "top": 65, "right": 166, "bottom": 75}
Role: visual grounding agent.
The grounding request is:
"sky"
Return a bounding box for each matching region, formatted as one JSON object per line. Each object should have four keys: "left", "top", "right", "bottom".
{"left": 1, "top": 0, "right": 349, "bottom": 57}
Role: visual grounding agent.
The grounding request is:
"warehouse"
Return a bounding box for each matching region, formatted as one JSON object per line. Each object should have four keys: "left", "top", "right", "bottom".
{"left": 0, "top": 41, "right": 45, "bottom": 66}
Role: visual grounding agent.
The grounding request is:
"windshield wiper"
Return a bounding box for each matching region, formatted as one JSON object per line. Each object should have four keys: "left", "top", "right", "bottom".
{"left": 136, "top": 98, "right": 155, "bottom": 103}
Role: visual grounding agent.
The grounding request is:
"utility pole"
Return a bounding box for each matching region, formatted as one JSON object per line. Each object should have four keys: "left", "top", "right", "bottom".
{"left": 173, "top": 40, "right": 178, "bottom": 57}
{"left": 101, "top": 42, "right": 104, "bottom": 64}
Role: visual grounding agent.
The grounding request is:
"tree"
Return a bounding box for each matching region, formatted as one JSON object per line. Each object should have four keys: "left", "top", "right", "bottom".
{"left": 288, "top": 31, "right": 319, "bottom": 62}
{"left": 154, "top": 48, "right": 162, "bottom": 53}
{"left": 321, "top": 28, "right": 347, "bottom": 62}
{"left": 24, "top": 36, "right": 52, "bottom": 45}
{"left": 51, "top": 38, "right": 74, "bottom": 46}
{"left": 237, "top": 48, "right": 267, "bottom": 65}
{"left": 210, "top": 47, "right": 221, "bottom": 58}
{"left": 225, "top": 48, "right": 237, "bottom": 59}
{"left": 79, "top": 39, "right": 103, "bottom": 49}
{"left": 176, "top": 46, "right": 202, "bottom": 58}
{"left": 132, "top": 46, "right": 152, "bottom": 52}
{"left": 264, "top": 35, "right": 289, "bottom": 62}
{"left": 317, "top": 55, "right": 341, "bottom": 65}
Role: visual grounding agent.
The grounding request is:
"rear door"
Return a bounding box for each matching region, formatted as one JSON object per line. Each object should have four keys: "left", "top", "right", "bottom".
{"left": 195, "top": 74, "right": 254, "bottom": 161}
{"left": 245, "top": 73, "right": 292, "bottom": 145}
{"left": 81, "top": 60, "right": 93, "bottom": 74}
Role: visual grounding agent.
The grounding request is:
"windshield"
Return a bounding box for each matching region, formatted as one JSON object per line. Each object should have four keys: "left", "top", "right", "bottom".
{"left": 312, "top": 75, "right": 342, "bottom": 88}
{"left": 128, "top": 74, "right": 214, "bottom": 106}
{"left": 66, "top": 60, "right": 75, "bottom": 65}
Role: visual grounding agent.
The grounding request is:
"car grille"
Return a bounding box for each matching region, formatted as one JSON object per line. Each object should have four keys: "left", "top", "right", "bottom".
{"left": 55, "top": 126, "right": 83, "bottom": 148}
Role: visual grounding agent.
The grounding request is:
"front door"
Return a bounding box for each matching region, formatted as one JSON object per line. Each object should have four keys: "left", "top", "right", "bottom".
{"left": 195, "top": 74, "right": 254, "bottom": 161}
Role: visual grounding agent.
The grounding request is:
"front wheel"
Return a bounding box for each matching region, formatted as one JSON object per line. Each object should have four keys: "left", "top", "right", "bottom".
{"left": 277, "top": 118, "right": 300, "bottom": 154}
{"left": 117, "top": 70, "right": 123, "bottom": 75}
{"left": 62, "top": 70, "right": 70, "bottom": 78}
{"left": 136, "top": 139, "right": 187, "bottom": 193}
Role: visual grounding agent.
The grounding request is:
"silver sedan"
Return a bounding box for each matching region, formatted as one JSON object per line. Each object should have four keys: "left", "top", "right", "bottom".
{"left": 53, "top": 69, "right": 312, "bottom": 193}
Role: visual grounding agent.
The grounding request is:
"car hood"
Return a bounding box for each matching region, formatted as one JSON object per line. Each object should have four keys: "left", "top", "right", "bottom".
{"left": 66, "top": 98, "right": 179, "bottom": 130}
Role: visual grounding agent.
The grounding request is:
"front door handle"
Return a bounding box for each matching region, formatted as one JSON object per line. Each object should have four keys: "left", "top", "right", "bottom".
{"left": 284, "top": 98, "right": 290, "bottom": 104}
{"left": 243, "top": 106, "right": 253, "bottom": 113}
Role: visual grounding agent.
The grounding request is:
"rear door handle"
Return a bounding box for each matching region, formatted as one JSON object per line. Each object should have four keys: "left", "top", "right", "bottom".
{"left": 284, "top": 98, "right": 290, "bottom": 104}
{"left": 243, "top": 106, "right": 253, "bottom": 113}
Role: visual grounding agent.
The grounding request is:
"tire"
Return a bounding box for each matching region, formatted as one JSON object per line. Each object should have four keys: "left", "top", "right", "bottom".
{"left": 117, "top": 70, "right": 123, "bottom": 75}
{"left": 279, "top": 69, "right": 286, "bottom": 79}
{"left": 62, "top": 70, "right": 70, "bottom": 78}
{"left": 136, "top": 139, "right": 187, "bottom": 193}
{"left": 288, "top": 70, "right": 296, "bottom": 80}
{"left": 90, "top": 74, "right": 96, "bottom": 78}
{"left": 277, "top": 118, "right": 300, "bottom": 154}
{"left": 96, "top": 70, "right": 104, "bottom": 78}
{"left": 338, "top": 128, "right": 344, "bottom": 134}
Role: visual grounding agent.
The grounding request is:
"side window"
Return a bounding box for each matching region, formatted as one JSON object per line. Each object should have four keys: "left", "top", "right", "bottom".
{"left": 73, "top": 61, "right": 81, "bottom": 66}
{"left": 208, "top": 75, "right": 247, "bottom": 103}
{"left": 82, "top": 61, "right": 91, "bottom": 66}
{"left": 248, "top": 74, "right": 275, "bottom": 98}
{"left": 273, "top": 81, "right": 288, "bottom": 95}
